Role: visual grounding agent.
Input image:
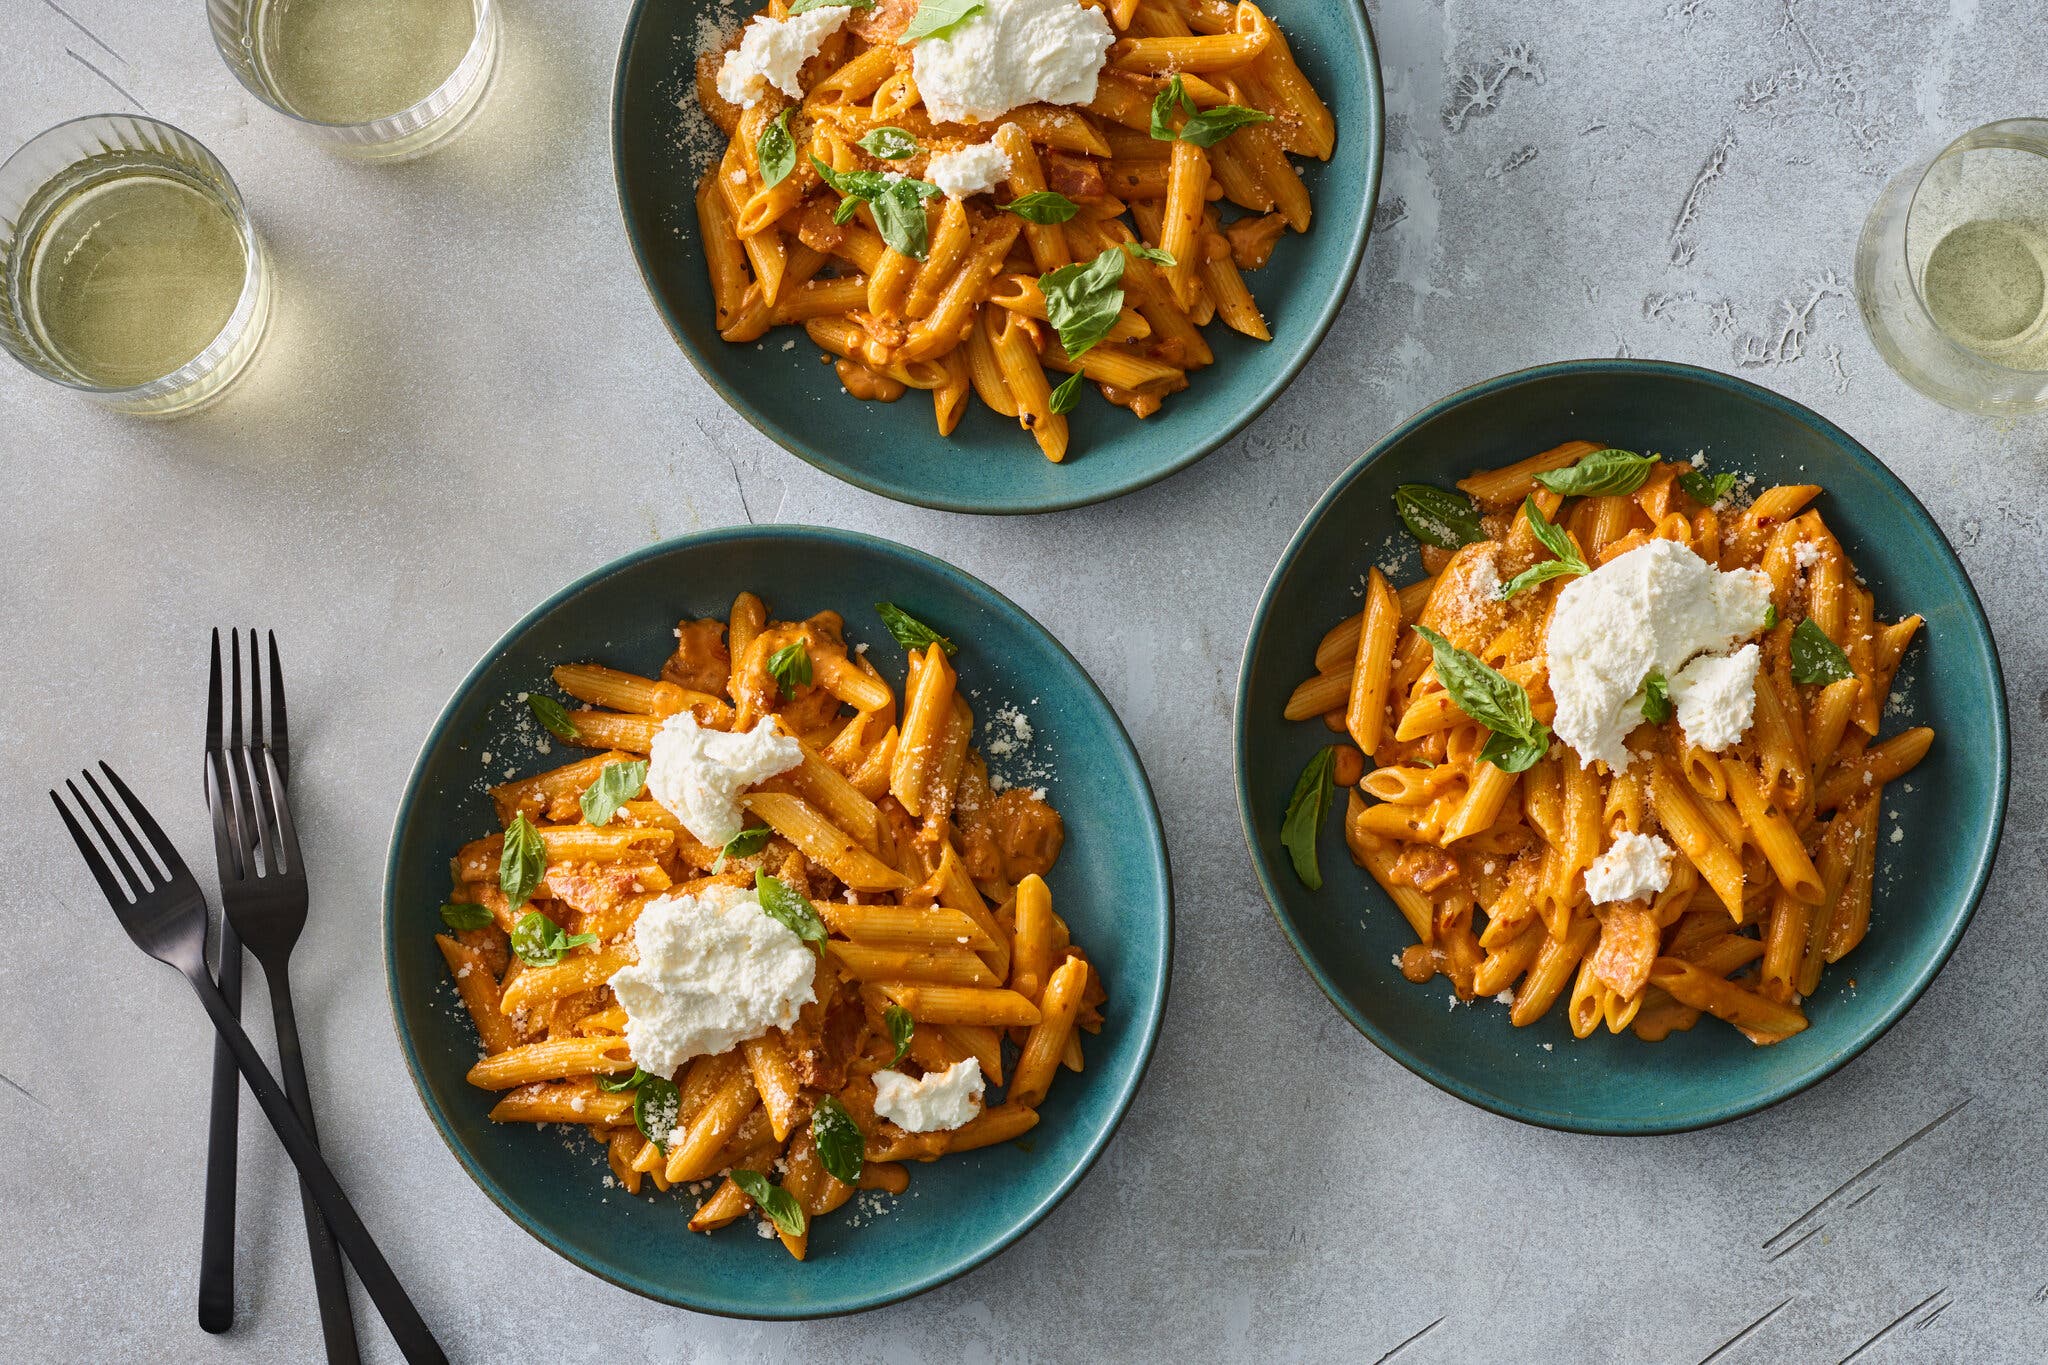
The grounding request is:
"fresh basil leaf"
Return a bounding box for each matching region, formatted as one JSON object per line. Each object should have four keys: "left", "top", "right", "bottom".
{"left": 899, "top": 0, "right": 984, "bottom": 43}
{"left": 811, "top": 1095, "right": 865, "bottom": 1184}
{"left": 713, "top": 824, "right": 775, "bottom": 873}
{"left": 1149, "top": 74, "right": 1197, "bottom": 141}
{"left": 756, "top": 871, "right": 828, "bottom": 947}
{"left": 527, "top": 693, "right": 579, "bottom": 741}
{"left": 1640, "top": 670, "right": 1672, "bottom": 724}
{"left": 439, "top": 902, "right": 493, "bottom": 931}
{"left": 758, "top": 108, "right": 797, "bottom": 189}
{"left": 1392, "top": 483, "right": 1485, "bottom": 550}
{"left": 1495, "top": 559, "right": 1582, "bottom": 600}
{"left": 1048, "top": 368, "right": 1087, "bottom": 414}
{"left": 768, "top": 641, "right": 813, "bottom": 699}
{"left": 730, "top": 1168, "right": 808, "bottom": 1237}
{"left": 1279, "top": 747, "right": 1336, "bottom": 891}
{"left": 884, "top": 1003, "right": 914, "bottom": 1064}
{"left": 1678, "top": 468, "right": 1737, "bottom": 506}
{"left": 1039, "top": 247, "right": 1126, "bottom": 360}
{"left": 1412, "top": 625, "right": 1552, "bottom": 772}
{"left": 870, "top": 179, "right": 935, "bottom": 259}
{"left": 874, "top": 602, "right": 958, "bottom": 656}
{"left": 1178, "top": 103, "right": 1274, "bottom": 148}
{"left": 499, "top": 813, "right": 547, "bottom": 909}
{"left": 1531, "top": 448, "right": 1657, "bottom": 497}
{"left": 1497, "top": 497, "right": 1590, "bottom": 600}
{"left": 1764, "top": 603, "right": 1779, "bottom": 631}
{"left": 1790, "top": 618, "right": 1855, "bottom": 684}
{"left": 579, "top": 758, "right": 648, "bottom": 828}
{"left": 788, "top": 0, "right": 875, "bottom": 12}
{"left": 1123, "top": 241, "right": 1175, "bottom": 265}
{"left": 598, "top": 1068, "right": 651, "bottom": 1093}
{"left": 634, "top": 1075, "right": 680, "bottom": 1154}
{"left": 858, "top": 126, "right": 918, "bottom": 160}
{"left": 510, "top": 909, "right": 597, "bottom": 967}
{"left": 1000, "top": 190, "right": 1080, "bottom": 224}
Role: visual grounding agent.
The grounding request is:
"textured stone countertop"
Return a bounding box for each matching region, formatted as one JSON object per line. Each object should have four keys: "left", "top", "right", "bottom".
{"left": 3, "top": 1, "right": 2043, "bottom": 1360}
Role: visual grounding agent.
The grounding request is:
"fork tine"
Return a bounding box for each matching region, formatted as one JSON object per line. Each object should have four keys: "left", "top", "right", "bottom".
{"left": 71, "top": 776, "right": 145, "bottom": 897}
{"left": 235, "top": 744, "right": 283, "bottom": 877}
{"left": 51, "top": 788, "right": 134, "bottom": 906}
{"left": 246, "top": 629, "right": 265, "bottom": 769}
{"left": 98, "top": 762, "right": 193, "bottom": 884}
{"left": 259, "top": 748, "right": 302, "bottom": 875}
{"left": 267, "top": 631, "right": 289, "bottom": 785}
{"left": 206, "top": 630, "right": 224, "bottom": 762}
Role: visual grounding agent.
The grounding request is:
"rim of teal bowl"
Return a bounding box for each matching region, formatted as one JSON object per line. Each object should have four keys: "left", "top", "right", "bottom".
{"left": 608, "top": 0, "right": 1385, "bottom": 516}
{"left": 383, "top": 524, "right": 1175, "bottom": 1316}
{"left": 1232, "top": 357, "right": 2012, "bottom": 1136}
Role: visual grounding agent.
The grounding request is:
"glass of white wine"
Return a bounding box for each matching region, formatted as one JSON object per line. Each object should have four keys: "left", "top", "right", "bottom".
{"left": 1856, "top": 118, "right": 2048, "bottom": 417}
{"left": 207, "top": 0, "right": 500, "bottom": 161}
{"left": 0, "top": 115, "right": 272, "bottom": 417}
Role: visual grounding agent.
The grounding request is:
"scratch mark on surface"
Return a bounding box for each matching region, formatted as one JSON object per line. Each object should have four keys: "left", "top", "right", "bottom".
{"left": 1845, "top": 1184, "right": 1879, "bottom": 1210}
{"left": 66, "top": 49, "right": 147, "bottom": 112}
{"left": 1484, "top": 145, "right": 1539, "bottom": 180}
{"left": 1767, "top": 1224, "right": 1824, "bottom": 1262}
{"left": 1763, "top": 1097, "right": 1971, "bottom": 1253}
{"left": 0, "top": 1072, "right": 50, "bottom": 1111}
{"left": 43, "top": 0, "right": 124, "bottom": 63}
{"left": 1838, "top": 1289, "right": 1949, "bottom": 1363}
{"left": 1670, "top": 130, "right": 1736, "bottom": 265}
{"left": 1823, "top": 343, "right": 1849, "bottom": 391}
{"left": 1698, "top": 1296, "right": 1793, "bottom": 1364}
{"left": 726, "top": 455, "right": 756, "bottom": 524}
{"left": 1736, "top": 272, "right": 1847, "bottom": 366}
{"left": 1443, "top": 44, "right": 1542, "bottom": 133}
{"left": 1372, "top": 1316, "right": 1444, "bottom": 1364}
{"left": 1917, "top": 1299, "right": 1952, "bottom": 1329}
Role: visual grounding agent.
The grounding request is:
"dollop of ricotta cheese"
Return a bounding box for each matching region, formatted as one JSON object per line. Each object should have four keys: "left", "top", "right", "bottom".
{"left": 608, "top": 884, "right": 817, "bottom": 1077}
{"left": 1544, "top": 540, "right": 1772, "bottom": 770}
{"left": 716, "top": 7, "right": 849, "bottom": 108}
{"left": 924, "top": 138, "right": 1014, "bottom": 199}
{"left": 1668, "top": 642, "right": 1762, "bottom": 752}
{"left": 872, "top": 1058, "right": 985, "bottom": 1133}
{"left": 646, "top": 713, "right": 802, "bottom": 847}
{"left": 910, "top": 0, "right": 1115, "bottom": 125}
{"left": 1583, "top": 831, "right": 1676, "bottom": 905}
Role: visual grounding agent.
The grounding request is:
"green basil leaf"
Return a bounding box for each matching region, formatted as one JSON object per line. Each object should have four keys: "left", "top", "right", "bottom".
{"left": 1497, "top": 497, "right": 1590, "bottom": 601}
{"left": 1392, "top": 483, "right": 1485, "bottom": 550}
{"left": 439, "top": 902, "right": 493, "bottom": 931}
{"left": 899, "top": 0, "right": 984, "bottom": 43}
{"left": 884, "top": 1003, "right": 914, "bottom": 1064}
{"left": 1678, "top": 468, "right": 1737, "bottom": 506}
{"left": 1790, "top": 618, "right": 1855, "bottom": 685}
{"left": 1640, "top": 670, "right": 1673, "bottom": 724}
{"left": 1149, "top": 74, "right": 1196, "bottom": 141}
{"left": 579, "top": 758, "right": 648, "bottom": 828}
{"left": 1411, "top": 625, "right": 1552, "bottom": 772}
{"left": 756, "top": 871, "right": 828, "bottom": 947}
{"left": 874, "top": 602, "right": 958, "bottom": 656}
{"left": 1123, "top": 241, "right": 1175, "bottom": 265}
{"left": 758, "top": 108, "right": 797, "bottom": 189}
{"left": 510, "top": 909, "right": 595, "bottom": 967}
{"left": 1764, "top": 603, "right": 1779, "bottom": 631}
{"left": 1531, "top": 448, "right": 1657, "bottom": 497}
{"left": 730, "top": 1168, "right": 809, "bottom": 1237}
{"left": 1178, "top": 103, "right": 1274, "bottom": 148}
{"left": 1000, "top": 190, "right": 1080, "bottom": 224}
{"left": 870, "top": 180, "right": 935, "bottom": 259}
{"left": 634, "top": 1075, "right": 680, "bottom": 1154}
{"left": 1495, "top": 558, "right": 1582, "bottom": 601}
{"left": 858, "top": 126, "right": 918, "bottom": 160}
{"left": 768, "top": 641, "right": 813, "bottom": 699}
{"left": 713, "top": 824, "right": 775, "bottom": 873}
{"left": 811, "top": 1095, "right": 865, "bottom": 1184}
{"left": 1279, "top": 747, "right": 1335, "bottom": 891}
{"left": 499, "top": 813, "right": 546, "bottom": 909}
{"left": 1039, "top": 247, "right": 1126, "bottom": 360}
{"left": 598, "top": 1068, "right": 650, "bottom": 1093}
{"left": 1048, "top": 368, "right": 1087, "bottom": 414}
{"left": 788, "top": 0, "right": 875, "bottom": 12}
{"left": 527, "top": 694, "right": 579, "bottom": 741}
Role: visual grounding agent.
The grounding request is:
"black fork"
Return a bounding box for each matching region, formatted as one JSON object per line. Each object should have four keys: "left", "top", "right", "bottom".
{"left": 205, "top": 630, "right": 358, "bottom": 1361}
{"left": 50, "top": 764, "right": 445, "bottom": 1365}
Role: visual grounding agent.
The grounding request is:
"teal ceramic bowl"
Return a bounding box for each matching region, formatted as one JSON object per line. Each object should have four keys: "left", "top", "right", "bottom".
{"left": 1234, "top": 360, "right": 2009, "bottom": 1135}
{"left": 611, "top": 1, "right": 1383, "bottom": 514}
{"left": 384, "top": 527, "right": 1172, "bottom": 1315}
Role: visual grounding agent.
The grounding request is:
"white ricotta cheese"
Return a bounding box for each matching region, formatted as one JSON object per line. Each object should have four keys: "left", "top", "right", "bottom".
{"left": 1583, "top": 831, "right": 1676, "bottom": 905}
{"left": 1545, "top": 540, "right": 1773, "bottom": 770}
{"left": 646, "top": 713, "right": 802, "bottom": 847}
{"left": 608, "top": 884, "right": 817, "bottom": 1077}
{"left": 1668, "top": 642, "right": 1761, "bottom": 752}
{"left": 910, "top": 0, "right": 1115, "bottom": 125}
{"left": 925, "top": 138, "right": 1014, "bottom": 198}
{"left": 872, "top": 1058, "right": 985, "bottom": 1133}
{"left": 716, "top": 7, "right": 849, "bottom": 108}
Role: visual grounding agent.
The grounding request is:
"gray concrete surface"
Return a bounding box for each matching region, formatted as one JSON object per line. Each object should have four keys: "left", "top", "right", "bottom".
{"left": 3, "top": 1, "right": 2044, "bottom": 1361}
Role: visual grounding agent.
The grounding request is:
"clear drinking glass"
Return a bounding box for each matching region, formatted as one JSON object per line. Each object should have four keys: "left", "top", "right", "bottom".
{"left": 1856, "top": 118, "right": 2048, "bottom": 417}
{"left": 207, "top": 0, "right": 500, "bottom": 161}
{"left": 0, "top": 115, "right": 272, "bottom": 417}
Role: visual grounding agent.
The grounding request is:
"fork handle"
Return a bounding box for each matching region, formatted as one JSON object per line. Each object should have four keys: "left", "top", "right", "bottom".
{"left": 184, "top": 969, "right": 447, "bottom": 1365}
{"left": 269, "top": 971, "right": 362, "bottom": 1364}
{"left": 197, "top": 922, "right": 242, "bottom": 1333}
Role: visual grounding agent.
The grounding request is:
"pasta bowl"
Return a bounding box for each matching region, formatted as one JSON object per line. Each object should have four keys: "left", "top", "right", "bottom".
{"left": 610, "top": 0, "right": 1383, "bottom": 514}
{"left": 384, "top": 526, "right": 1172, "bottom": 1315}
{"left": 1234, "top": 359, "right": 2008, "bottom": 1135}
